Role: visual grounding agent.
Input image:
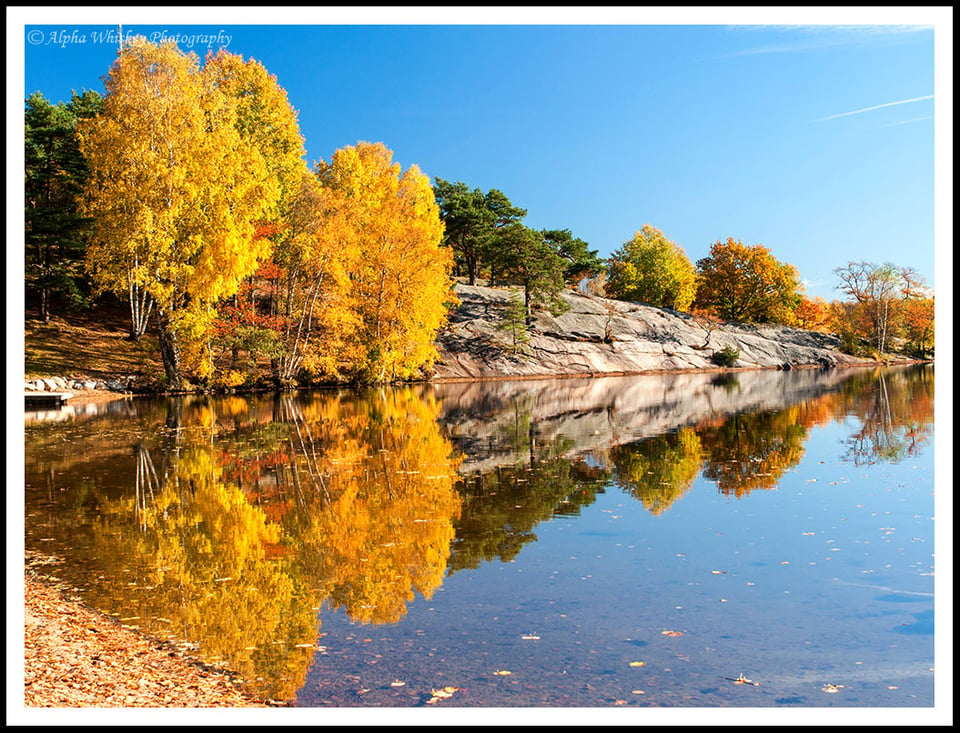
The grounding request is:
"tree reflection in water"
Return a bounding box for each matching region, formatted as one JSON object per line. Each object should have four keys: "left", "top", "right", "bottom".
{"left": 609, "top": 428, "right": 702, "bottom": 512}
{"left": 837, "top": 367, "right": 934, "bottom": 465}
{"left": 25, "top": 387, "right": 462, "bottom": 701}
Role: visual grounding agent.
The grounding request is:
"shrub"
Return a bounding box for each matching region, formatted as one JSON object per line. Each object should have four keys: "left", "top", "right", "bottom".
{"left": 711, "top": 345, "right": 740, "bottom": 367}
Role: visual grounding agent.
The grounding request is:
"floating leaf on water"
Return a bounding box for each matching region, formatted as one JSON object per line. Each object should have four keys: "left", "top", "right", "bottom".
{"left": 427, "top": 685, "right": 459, "bottom": 703}
{"left": 726, "top": 673, "right": 759, "bottom": 686}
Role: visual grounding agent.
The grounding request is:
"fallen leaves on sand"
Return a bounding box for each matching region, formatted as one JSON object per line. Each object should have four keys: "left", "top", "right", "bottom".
{"left": 23, "top": 571, "right": 272, "bottom": 708}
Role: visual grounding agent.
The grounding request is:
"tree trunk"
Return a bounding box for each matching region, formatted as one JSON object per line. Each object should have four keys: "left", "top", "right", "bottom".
{"left": 157, "top": 311, "right": 184, "bottom": 391}
{"left": 128, "top": 279, "right": 153, "bottom": 342}
{"left": 270, "top": 357, "right": 283, "bottom": 389}
{"left": 40, "top": 285, "right": 50, "bottom": 323}
{"left": 466, "top": 248, "right": 477, "bottom": 286}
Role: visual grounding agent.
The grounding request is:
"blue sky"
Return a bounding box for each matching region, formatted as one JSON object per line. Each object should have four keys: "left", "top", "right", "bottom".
{"left": 10, "top": 8, "right": 951, "bottom": 302}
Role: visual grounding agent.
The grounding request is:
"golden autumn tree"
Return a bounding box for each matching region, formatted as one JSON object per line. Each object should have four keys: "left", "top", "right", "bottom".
{"left": 77, "top": 37, "right": 280, "bottom": 389}
{"left": 204, "top": 49, "right": 307, "bottom": 214}
{"left": 315, "top": 142, "right": 457, "bottom": 382}
{"left": 266, "top": 169, "right": 360, "bottom": 384}
{"left": 204, "top": 49, "right": 328, "bottom": 384}
{"left": 606, "top": 225, "right": 698, "bottom": 311}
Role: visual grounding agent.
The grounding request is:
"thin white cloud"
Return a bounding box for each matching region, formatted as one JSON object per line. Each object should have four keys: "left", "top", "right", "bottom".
{"left": 876, "top": 116, "right": 934, "bottom": 129}
{"left": 814, "top": 95, "right": 934, "bottom": 122}
{"left": 717, "top": 24, "right": 933, "bottom": 58}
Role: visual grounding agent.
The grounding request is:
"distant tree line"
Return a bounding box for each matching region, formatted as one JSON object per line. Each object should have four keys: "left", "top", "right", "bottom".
{"left": 24, "top": 37, "right": 934, "bottom": 392}
{"left": 600, "top": 226, "right": 933, "bottom": 359}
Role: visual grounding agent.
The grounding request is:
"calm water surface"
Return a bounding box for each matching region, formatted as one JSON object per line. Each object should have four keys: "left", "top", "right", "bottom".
{"left": 23, "top": 365, "right": 935, "bottom": 708}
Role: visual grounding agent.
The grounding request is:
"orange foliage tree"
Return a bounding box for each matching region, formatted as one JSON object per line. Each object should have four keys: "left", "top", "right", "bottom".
{"left": 694, "top": 238, "right": 802, "bottom": 324}
{"left": 900, "top": 296, "right": 935, "bottom": 358}
{"left": 794, "top": 295, "right": 833, "bottom": 333}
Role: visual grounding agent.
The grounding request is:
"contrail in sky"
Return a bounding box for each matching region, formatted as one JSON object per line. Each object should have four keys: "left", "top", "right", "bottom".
{"left": 814, "top": 94, "right": 934, "bottom": 122}
{"left": 876, "top": 116, "right": 933, "bottom": 128}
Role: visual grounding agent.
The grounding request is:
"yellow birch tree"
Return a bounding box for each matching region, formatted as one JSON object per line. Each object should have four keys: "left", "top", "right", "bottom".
{"left": 270, "top": 170, "right": 360, "bottom": 383}
{"left": 77, "top": 37, "right": 279, "bottom": 389}
{"left": 315, "top": 141, "right": 457, "bottom": 382}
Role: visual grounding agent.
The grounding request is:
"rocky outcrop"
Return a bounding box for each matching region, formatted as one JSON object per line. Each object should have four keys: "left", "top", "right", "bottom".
{"left": 431, "top": 284, "right": 873, "bottom": 381}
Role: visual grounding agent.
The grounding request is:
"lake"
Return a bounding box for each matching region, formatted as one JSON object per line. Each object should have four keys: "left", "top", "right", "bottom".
{"left": 22, "top": 365, "right": 936, "bottom": 713}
